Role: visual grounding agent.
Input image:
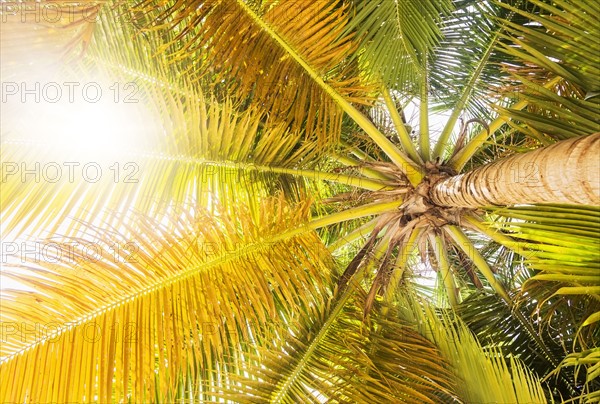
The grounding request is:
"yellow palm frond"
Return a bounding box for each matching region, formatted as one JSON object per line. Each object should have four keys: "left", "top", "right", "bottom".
{"left": 135, "top": 0, "right": 375, "bottom": 149}
{"left": 0, "top": 196, "right": 334, "bottom": 402}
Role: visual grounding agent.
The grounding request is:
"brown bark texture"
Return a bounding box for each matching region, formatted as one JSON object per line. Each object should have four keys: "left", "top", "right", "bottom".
{"left": 431, "top": 133, "right": 600, "bottom": 208}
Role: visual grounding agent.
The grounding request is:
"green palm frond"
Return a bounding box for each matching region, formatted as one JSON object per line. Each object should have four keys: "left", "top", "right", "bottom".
{"left": 483, "top": 204, "right": 600, "bottom": 400}
{"left": 494, "top": 0, "right": 600, "bottom": 142}
{"left": 498, "top": 78, "right": 600, "bottom": 141}
{"left": 217, "top": 292, "right": 456, "bottom": 403}
{"left": 343, "top": 0, "right": 452, "bottom": 90}
{"left": 427, "top": 0, "right": 528, "bottom": 124}
{"left": 493, "top": 206, "right": 600, "bottom": 336}
{"left": 446, "top": 0, "right": 599, "bottom": 168}
{"left": 2, "top": 59, "right": 385, "bottom": 240}
{"left": 1, "top": 89, "right": 339, "bottom": 238}
{"left": 552, "top": 348, "right": 600, "bottom": 403}
{"left": 497, "top": 0, "right": 600, "bottom": 94}
{"left": 458, "top": 291, "right": 579, "bottom": 399}
{"left": 211, "top": 287, "right": 550, "bottom": 403}
{"left": 3, "top": 0, "right": 396, "bottom": 239}
{"left": 396, "top": 292, "right": 549, "bottom": 403}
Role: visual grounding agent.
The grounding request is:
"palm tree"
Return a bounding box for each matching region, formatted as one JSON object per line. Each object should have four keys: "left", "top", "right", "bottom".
{"left": 1, "top": 0, "right": 598, "bottom": 402}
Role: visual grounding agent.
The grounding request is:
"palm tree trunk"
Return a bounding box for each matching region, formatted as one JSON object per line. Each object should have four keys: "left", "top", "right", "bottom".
{"left": 431, "top": 133, "right": 600, "bottom": 208}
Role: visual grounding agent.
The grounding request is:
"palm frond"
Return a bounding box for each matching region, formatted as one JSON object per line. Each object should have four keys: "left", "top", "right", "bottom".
{"left": 134, "top": 0, "right": 425, "bottom": 182}
{"left": 429, "top": 1, "right": 504, "bottom": 118}
{"left": 0, "top": 90, "right": 317, "bottom": 238}
{"left": 493, "top": 206, "right": 600, "bottom": 331}
{"left": 0, "top": 197, "right": 335, "bottom": 402}
{"left": 494, "top": 0, "right": 600, "bottom": 142}
{"left": 343, "top": 0, "right": 453, "bottom": 90}
{"left": 458, "top": 291, "right": 579, "bottom": 399}
{"left": 396, "top": 291, "right": 549, "bottom": 403}
{"left": 3, "top": 1, "right": 599, "bottom": 402}
{"left": 135, "top": 0, "right": 374, "bottom": 149}
{"left": 247, "top": 293, "right": 456, "bottom": 403}
{"left": 482, "top": 204, "right": 600, "bottom": 400}
{"left": 3, "top": 1, "right": 395, "bottom": 239}
{"left": 0, "top": 1, "right": 105, "bottom": 76}
{"left": 497, "top": 0, "right": 600, "bottom": 94}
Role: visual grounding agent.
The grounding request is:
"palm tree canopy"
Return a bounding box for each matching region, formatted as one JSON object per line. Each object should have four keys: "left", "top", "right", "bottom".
{"left": 1, "top": 0, "right": 598, "bottom": 402}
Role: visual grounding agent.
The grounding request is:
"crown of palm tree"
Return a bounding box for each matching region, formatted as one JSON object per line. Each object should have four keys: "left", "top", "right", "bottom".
{"left": 1, "top": 0, "right": 598, "bottom": 402}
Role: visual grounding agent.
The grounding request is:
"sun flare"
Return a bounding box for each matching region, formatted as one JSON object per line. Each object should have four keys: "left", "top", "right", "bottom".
{"left": 2, "top": 74, "right": 160, "bottom": 161}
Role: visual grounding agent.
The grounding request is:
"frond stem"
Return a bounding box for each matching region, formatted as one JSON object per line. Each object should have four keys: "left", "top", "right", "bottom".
{"left": 419, "top": 67, "right": 431, "bottom": 161}
{"left": 269, "top": 240, "right": 378, "bottom": 402}
{"left": 381, "top": 87, "right": 422, "bottom": 163}
{"left": 330, "top": 153, "right": 395, "bottom": 181}
{"left": 0, "top": 199, "right": 401, "bottom": 366}
{"left": 383, "top": 228, "right": 421, "bottom": 302}
{"left": 430, "top": 233, "right": 459, "bottom": 307}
